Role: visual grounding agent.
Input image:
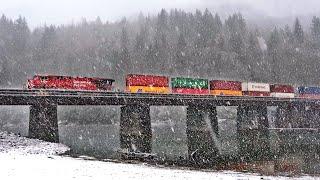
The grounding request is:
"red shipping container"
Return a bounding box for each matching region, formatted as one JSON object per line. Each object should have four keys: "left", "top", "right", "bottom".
{"left": 270, "top": 84, "right": 294, "bottom": 93}
{"left": 243, "top": 91, "right": 270, "bottom": 97}
{"left": 210, "top": 80, "right": 242, "bottom": 90}
{"left": 126, "top": 74, "right": 169, "bottom": 87}
{"left": 172, "top": 88, "right": 209, "bottom": 94}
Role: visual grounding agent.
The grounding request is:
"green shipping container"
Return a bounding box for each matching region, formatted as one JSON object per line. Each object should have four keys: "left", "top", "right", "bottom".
{"left": 171, "top": 77, "right": 208, "bottom": 89}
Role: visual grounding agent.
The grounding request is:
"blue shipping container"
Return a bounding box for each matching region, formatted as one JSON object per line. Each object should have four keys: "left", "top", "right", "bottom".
{"left": 298, "top": 86, "right": 320, "bottom": 94}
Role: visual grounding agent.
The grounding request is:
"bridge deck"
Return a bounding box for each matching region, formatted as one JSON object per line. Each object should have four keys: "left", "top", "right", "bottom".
{"left": 0, "top": 89, "right": 318, "bottom": 106}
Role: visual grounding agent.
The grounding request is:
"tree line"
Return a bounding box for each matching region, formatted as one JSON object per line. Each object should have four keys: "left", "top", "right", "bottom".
{"left": 1, "top": 9, "right": 320, "bottom": 88}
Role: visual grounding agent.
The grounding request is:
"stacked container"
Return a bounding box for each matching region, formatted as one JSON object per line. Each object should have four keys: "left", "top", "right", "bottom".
{"left": 297, "top": 86, "right": 320, "bottom": 98}
{"left": 270, "top": 84, "right": 295, "bottom": 98}
{"left": 210, "top": 80, "right": 242, "bottom": 96}
{"left": 242, "top": 82, "right": 270, "bottom": 96}
{"left": 171, "top": 77, "right": 209, "bottom": 94}
{"left": 125, "top": 74, "right": 169, "bottom": 93}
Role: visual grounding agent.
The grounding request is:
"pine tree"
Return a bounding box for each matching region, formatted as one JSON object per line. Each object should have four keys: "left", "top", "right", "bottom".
{"left": 33, "top": 25, "right": 58, "bottom": 73}
{"left": 175, "top": 33, "right": 188, "bottom": 74}
{"left": 119, "top": 27, "right": 130, "bottom": 73}
{"left": 134, "top": 23, "right": 149, "bottom": 72}
{"left": 293, "top": 18, "right": 304, "bottom": 44}
{"left": 247, "top": 32, "right": 264, "bottom": 81}
{"left": 283, "top": 25, "right": 294, "bottom": 45}
{"left": 213, "top": 13, "right": 222, "bottom": 35}
{"left": 267, "top": 28, "right": 282, "bottom": 82}
{"left": 153, "top": 9, "right": 170, "bottom": 73}
{"left": 13, "top": 16, "right": 30, "bottom": 54}
{"left": 201, "top": 9, "right": 214, "bottom": 46}
{"left": 311, "top": 16, "right": 320, "bottom": 47}
{"left": 157, "top": 9, "right": 168, "bottom": 34}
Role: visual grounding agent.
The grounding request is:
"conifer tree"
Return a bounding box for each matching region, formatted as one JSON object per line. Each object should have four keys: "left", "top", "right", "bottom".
{"left": 267, "top": 28, "right": 282, "bottom": 82}
{"left": 119, "top": 27, "right": 130, "bottom": 73}
{"left": 311, "top": 16, "right": 320, "bottom": 47}
{"left": 293, "top": 18, "right": 304, "bottom": 44}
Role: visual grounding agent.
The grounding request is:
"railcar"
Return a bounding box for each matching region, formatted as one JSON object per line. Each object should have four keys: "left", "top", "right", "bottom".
{"left": 297, "top": 86, "right": 320, "bottom": 98}
{"left": 241, "top": 82, "right": 270, "bottom": 97}
{"left": 27, "top": 75, "right": 115, "bottom": 91}
{"left": 210, "top": 80, "right": 242, "bottom": 96}
{"left": 125, "top": 74, "right": 170, "bottom": 94}
{"left": 270, "top": 84, "right": 295, "bottom": 98}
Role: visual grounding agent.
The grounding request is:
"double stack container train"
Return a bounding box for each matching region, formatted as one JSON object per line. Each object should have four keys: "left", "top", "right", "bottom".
{"left": 26, "top": 74, "right": 320, "bottom": 99}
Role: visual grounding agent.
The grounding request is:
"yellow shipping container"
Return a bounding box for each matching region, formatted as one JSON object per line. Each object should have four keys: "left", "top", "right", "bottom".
{"left": 211, "top": 90, "right": 242, "bottom": 96}
{"left": 127, "top": 86, "right": 170, "bottom": 94}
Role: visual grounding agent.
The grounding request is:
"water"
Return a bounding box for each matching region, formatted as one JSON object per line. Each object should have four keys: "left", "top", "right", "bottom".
{"left": 0, "top": 106, "right": 241, "bottom": 160}
{"left": 150, "top": 106, "right": 188, "bottom": 160}
{"left": 58, "top": 106, "right": 189, "bottom": 160}
{"left": 216, "top": 106, "right": 239, "bottom": 156}
{"left": 59, "top": 124, "right": 120, "bottom": 158}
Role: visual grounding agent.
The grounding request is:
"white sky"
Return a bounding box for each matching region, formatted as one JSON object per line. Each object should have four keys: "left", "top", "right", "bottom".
{"left": 0, "top": 0, "right": 319, "bottom": 27}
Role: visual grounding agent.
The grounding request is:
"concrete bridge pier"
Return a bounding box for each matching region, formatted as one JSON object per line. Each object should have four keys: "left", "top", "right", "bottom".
{"left": 186, "top": 104, "right": 219, "bottom": 165}
{"left": 120, "top": 105, "right": 152, "bottom": 153}
{"left": 237, "top": 104, "right": 270, "bottom": 161}
{"left": 29, "top": 104, "right": 59, "bottom": 143}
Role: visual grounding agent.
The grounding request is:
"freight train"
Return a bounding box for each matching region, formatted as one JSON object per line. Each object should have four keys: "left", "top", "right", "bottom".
{"left": 26, "top": 74, "right": 320, "bottom": 98}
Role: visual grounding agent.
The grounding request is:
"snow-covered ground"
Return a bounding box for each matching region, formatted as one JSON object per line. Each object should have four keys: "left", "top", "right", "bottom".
{"left": 0, "top": 131, "right": 316, "bottom": 180}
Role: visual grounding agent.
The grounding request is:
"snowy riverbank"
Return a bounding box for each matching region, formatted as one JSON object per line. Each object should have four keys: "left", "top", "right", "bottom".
{"left": 0, "top": 131, "right": 316, "bottom": 180}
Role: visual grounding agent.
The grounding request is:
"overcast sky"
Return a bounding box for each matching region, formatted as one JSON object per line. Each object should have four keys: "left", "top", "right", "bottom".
{"left": 1, "top": 0, "right": 320, "bottom": 28}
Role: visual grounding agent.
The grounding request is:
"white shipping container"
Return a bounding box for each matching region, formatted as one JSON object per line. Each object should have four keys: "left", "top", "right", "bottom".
{"left": 270, "top": 93, "right": 295, "bottom": 98}
{"left": 241, "top": 82, "right": 270, "bottom": 92}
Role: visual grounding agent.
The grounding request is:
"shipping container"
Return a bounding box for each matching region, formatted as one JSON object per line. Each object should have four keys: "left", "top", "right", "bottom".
{"left": 242, "top": 82, "right": 270, "bottom": 92}
{"left": 126, "top": 86, "right": 170, "bottom": 94}
{"left": 210, "top": 90, "right": 242, "bottom": 96}
{"left": 126, "top": 74, "right": 169, "bottom": 87}
{"left": 172, "top": 88, "right": 209, "bottom": 95}
{"left": 243, "top": 91, "right": 270, "bottom": 97}
{"left": 210, "top": 80, "right": 242, "bottom": 90}
{"left": 270, "top": 93, "right": 295, "bottom": 98}
{"left": 171, "top": 77, "right": 208, "bottom": 89}
{"left": 270, "top": 84, "right": 294, "bottom": 93}
{"left": 297, "top": 86, "right": 320, "bottom": 95}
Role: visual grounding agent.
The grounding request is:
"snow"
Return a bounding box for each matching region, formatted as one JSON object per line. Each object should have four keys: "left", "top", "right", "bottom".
{"left": 0, "top": 131, "right": 316, "bottom": 180}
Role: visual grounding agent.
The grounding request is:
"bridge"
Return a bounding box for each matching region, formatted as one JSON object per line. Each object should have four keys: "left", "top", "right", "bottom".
{"left": 1, "top": 89, "right": 320, "bottom": 164}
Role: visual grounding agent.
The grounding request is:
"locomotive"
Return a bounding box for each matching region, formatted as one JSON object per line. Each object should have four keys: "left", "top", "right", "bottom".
{"left": 27, "top": 74, "right": 320, "bottom": 98}
{"left": 27, "top": 75, "right": 114, "bottom": 91}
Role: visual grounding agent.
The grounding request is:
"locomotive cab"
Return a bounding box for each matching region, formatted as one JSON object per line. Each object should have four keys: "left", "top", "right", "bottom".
{"left": 27, "top": 75, "right": 46, "bottom": 89}
{"left": 94, "top": 79, "right": 115, "bottom": 91}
